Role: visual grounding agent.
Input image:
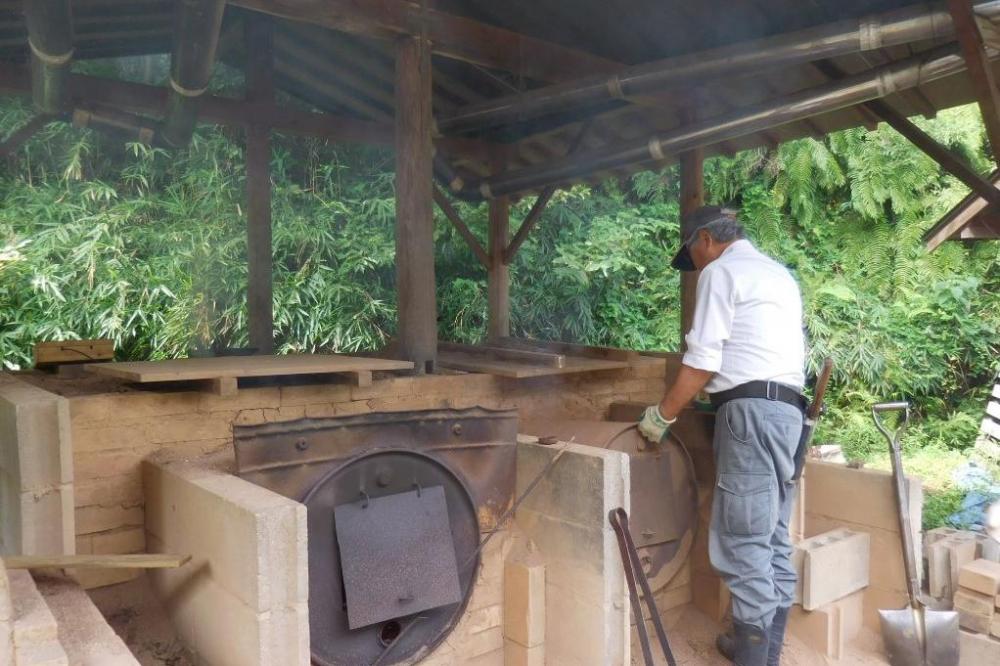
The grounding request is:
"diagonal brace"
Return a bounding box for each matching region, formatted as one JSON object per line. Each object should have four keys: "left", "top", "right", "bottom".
{"left": 433, "top": 185, "right": 490, "bottom": 268}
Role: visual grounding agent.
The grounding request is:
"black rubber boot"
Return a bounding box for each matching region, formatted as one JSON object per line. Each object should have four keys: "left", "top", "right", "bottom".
{"left": 766, "top": 606, "right": 790, "bottom": 666}
{"left": 715, "top": 629, "right": 735, "bottom": 662}
{"left": 732, "top": 621, "right": 769, "bottom": 666}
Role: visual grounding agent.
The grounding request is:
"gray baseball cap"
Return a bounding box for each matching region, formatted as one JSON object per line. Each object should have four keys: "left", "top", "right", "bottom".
{"left": 670, "top": 206, "right": 739, "bottom": 271}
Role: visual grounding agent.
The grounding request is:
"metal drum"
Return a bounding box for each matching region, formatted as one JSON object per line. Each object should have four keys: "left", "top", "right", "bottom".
{"left": 522, "top": 419, "right": 697, "bottom": 591}
{"left": 233, "top": 408, "right": 518, "bottom": 665}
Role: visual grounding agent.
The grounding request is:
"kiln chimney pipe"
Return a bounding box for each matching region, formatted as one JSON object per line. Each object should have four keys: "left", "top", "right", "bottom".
{"left": 24, "top": 0, "right": 74, "bottom": 115}
{"left": 158, "top": 0, "right": 226, "bottom": 148}
{"left": 466, "top": 44, "right": 973, "bottom": 199}
{"left": 440, "top": 1, "right": 1000, "bottom": 135}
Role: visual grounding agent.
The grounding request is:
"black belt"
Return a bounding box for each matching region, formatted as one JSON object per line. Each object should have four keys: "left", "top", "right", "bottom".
{"left": 710, "top": 380, "right": 806, "bottom": 412}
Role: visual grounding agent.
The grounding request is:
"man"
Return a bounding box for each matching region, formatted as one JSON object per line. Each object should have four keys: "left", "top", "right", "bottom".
{"left": 638, "top": 206, "right": 805, "bottom": 666}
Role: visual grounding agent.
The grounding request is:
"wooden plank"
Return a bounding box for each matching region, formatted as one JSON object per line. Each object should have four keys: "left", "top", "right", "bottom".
{"left": 433, "top": 186, "right": 489, "bottom": 269}
{"left": 4, "top": 554, "right": 191, "bottom": 570}
{"left": 34, "top": 339, "right": 114, "bottom": 366}
{"left": 246, "top": 15, "right": 275, "bottom": 355}
{"left": 983, "top": 416, "right": 1000, "bottom": 440}
{"left": 437, "top": 351, "right": 627, "bottom": 378}
{"left": 987, "top": 400, "right": 1000, "bottom": 420}
{"left": 948, "top": 0, "right": 1000, "bottom": 163}
{"left": 394, "top": 35, "right": 437, "bottom": 374}
{"left": 679, "top": 140, "right": 704, "bottom": 348}
{"left": 923, "top": 170, "right": 1000, "bottom": 250}
{"left": 85, "top": 354, "right": 413, "bottom": 383}
{"left": 226, "top": 0, "right": 620, "bottom": 83}
{"left": 495, "top": 337, "right": 639, "bottom": 362}
{"left": 438, "top": 341, "right": 566, "bottom": 368}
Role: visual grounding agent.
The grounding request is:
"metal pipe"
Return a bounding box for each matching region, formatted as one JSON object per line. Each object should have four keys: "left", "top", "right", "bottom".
{"left": 440, "top": 1, "right": 1000, "bottom": 135}
{"left": 157, "top": 0, "right": 226, "bottom": 148}
{"left": 467, "top": 44, "right": 972, "bottom": 199}
{"left": 24, "top": 0, "right": 74, "bottom": 114}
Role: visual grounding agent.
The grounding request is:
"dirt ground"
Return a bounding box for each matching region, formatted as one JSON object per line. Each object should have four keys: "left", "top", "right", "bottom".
{"left": 634, "top": 604, "right": 889, "bottom": 665}
{"left": 88, "top": 574, "right": 195, "bottom": 666}
{"left": 87, "top": 574, "right": 890, "bottom": 665}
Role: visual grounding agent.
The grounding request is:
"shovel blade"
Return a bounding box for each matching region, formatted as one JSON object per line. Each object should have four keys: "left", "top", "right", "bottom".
{"left": 879, "top": 608, "right": 959, "bottom": 666}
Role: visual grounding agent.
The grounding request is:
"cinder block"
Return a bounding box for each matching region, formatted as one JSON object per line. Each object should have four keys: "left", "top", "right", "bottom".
{"left": 949, "top": 537, "right": 980, "bottom": 598}
{"left": 503, "top": 556, "right": 544, "bottom": 648}
{"left": 788, "top": 590, "right": 863, "bottom": 660}
{"left": 991, "top": 612, "right": 1000, "bottom": 639}
{"left": 35, "top": 575, "right": 140, "bottom": 665}
{"left": 927, "top": 535, "right": 979, "bottom": 601}
{"left": 982, "top": 536, "right": 1000, "bottom": 563}
{"left": 959, "top": 559, "right": 1000, "bottom": 596}
{"left": 954, "top": 588, "right": 995, "bottom": 616}
{"left": 9, "top": 571, "right": 58, "bottom": 648}
{"left": 504, "top": 639, "right": 544, "bottom": 666}
{"left": 794, "top": 528, "right": 870, "bottom": 610}
{"left": 925, "top": 526, "right": 959, "bottom": 546}
{"left": 960, "top": 628, "right": 1000, "bottom": 665}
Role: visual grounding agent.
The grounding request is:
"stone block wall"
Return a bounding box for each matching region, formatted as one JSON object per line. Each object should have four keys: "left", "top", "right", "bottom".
{"left": 0, "top": 375, "right": 74, "bottom": 557}
{"left": 54, "top": 356, "right": 669, "bottom": 588}
{"left": 802, "top": 460, "right": 922, "bottom": 629}
{"left": 143, "top": 459, "right": 309, "bottom": 666}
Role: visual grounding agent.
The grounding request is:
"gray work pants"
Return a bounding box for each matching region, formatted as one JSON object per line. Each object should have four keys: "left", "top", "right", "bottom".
{"left": 708, "top": 397, "right": 803, "bottom": 630}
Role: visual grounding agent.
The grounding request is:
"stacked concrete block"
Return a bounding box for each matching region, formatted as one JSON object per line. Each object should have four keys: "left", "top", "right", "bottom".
{"left": 787, "top": 590, "right": 863, "bottom": 660}
{"left": 513, "top": 440, "right": 630, "bottom": 665}
{"left": 8, "top": 571, "right": 67, "bottom": 666}
{"left": 802, "top": 460, "right": 922, "bottom": 629}
{"left": 35, "top": 575, "right": 140, "bottom": 666}
{"left": 143, "top": 460, "right": 309, "bottom": 666}
{"left": 503, "top": 555, "right": 544, "bottom": 666}
{"left": 954, "top": 558, "right": 1000, "bottom": 636}
{"left": 960, "top": 629, "right": 1000, "bottom": 665}
{"left": 0, "top": 376, "right": 74, "bottom": 558}
{"left": 792, "top": 527, "right": 870, "bottom": 610}
{"left": 1, "top": 559, "right": 13, "bottom": 666}
{"left": 926, "top": 531, "right": 978, "bottom": 602}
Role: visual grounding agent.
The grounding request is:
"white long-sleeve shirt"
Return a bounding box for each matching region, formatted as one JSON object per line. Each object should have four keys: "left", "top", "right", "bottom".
{"left": 682, "top": 240, "right": 805, "bottom": 394}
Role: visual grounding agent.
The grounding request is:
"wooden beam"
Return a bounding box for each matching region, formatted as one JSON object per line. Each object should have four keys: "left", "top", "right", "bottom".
{"left": 0, "top": 63, "right": 489, "bottom": 159}
{"left": 924, "top": 170, "right": 1000, "bottom": 250}
{"left": 432, "top": 186, "right": 490, "bottom": 269}
{"left": 813, "top": 60, "right": 1000, "bottom": 206}
{"left": 865, "top": 97, "right": 1000, "bottom": 206}
{"left": 0, "top": 114, "right": 51, "bottom": 158}
{"left": 962, "top": 207, "right": 1000, "bottom": 238}
{"left": 395, "top": 35, "right": 437, "bottom": 374}
{"left": 245, "top": 16, "right": 275, "bottom": 355}
{"left": 504, "top": 186, "right": 554, "bottom": 265}
{"left": 948, "top": 0, "right": 1000, "bottom": 161}
{"left": 679, "top": 145, "right": 704, "bottom": 350}
{"left": 487, "top": 183, "right": 511, "bottom": 341}
{"left": 227, "top": 0, "right": 619, "bottom": 83}
{"left": 438, "top": 341, "right": 566, "bottom": 368}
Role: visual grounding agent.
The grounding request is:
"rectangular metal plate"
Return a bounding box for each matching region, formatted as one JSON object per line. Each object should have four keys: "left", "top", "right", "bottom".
{"left": 334, "top": 486, "right": 462, "bottom": 629}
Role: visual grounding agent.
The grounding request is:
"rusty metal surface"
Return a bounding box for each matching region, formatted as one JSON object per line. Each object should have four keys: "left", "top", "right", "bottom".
{"left": 234, "top": 408, "right": 515, "bottom": 665}
{"left": 234, "top": 407, "right": 518, "bottom": 531}
{"left": 521, "top": 419, "right": 698, "bottom": 592}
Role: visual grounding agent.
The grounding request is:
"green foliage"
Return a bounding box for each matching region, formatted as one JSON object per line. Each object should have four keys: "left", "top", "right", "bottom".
{"left": 2, "top": 94, "right": 998, "bottom": 527}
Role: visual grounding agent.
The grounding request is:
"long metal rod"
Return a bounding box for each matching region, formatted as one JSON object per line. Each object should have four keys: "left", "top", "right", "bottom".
{"left": 440, "top": 1, "right": 1000, "bottom": 134}
{"left": 468, "top": 44, "right": 976, "bottom": 199}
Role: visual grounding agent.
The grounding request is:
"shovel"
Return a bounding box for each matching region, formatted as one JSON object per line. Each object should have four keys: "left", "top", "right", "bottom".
{"left": 872, "top": 401, "right": 959, "bottom": 666}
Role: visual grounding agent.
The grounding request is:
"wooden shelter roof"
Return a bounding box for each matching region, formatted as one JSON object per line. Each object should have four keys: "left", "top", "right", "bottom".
{"left": 0, "top": 1, "right": 997, "bottom": 194}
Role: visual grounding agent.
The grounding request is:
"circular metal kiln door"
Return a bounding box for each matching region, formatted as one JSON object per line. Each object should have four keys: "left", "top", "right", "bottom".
{"left": 302, "top": 449, "right": 480, "bottom": 666}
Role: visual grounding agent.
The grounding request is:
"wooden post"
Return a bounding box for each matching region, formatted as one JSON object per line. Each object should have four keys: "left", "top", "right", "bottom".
{"left": 679, "top": 147, "right": 704, "bottom": 350}
{"left": 487, "top": 154, "right": 511, "bottom": 340}
{"left": 245, "top": 16, "right": 274, "bottom": 355}
{"left": 395, "top": 35, "right": 437, "bottom": 373}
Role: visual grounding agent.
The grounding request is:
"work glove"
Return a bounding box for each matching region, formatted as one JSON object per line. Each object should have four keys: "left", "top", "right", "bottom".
{"left": 638, "top": 405, "right": 676, "bottom": 445}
